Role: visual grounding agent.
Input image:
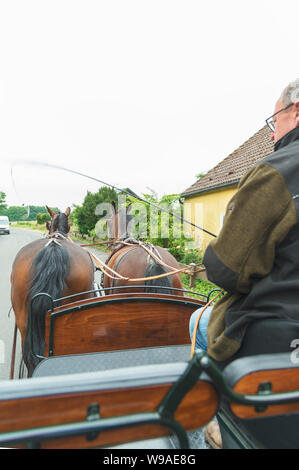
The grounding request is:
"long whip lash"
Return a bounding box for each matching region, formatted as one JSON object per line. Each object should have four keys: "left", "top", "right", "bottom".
{"left": 10, "top": 160, "right": 217, "bottom": 238}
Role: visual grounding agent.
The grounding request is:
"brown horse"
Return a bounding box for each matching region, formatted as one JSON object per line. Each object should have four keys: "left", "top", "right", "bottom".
{"left": 11, "top": 206, "right": 95, "bottom": 376}
{"left": 103, "top": 203, "right": 184, "bottom": 294}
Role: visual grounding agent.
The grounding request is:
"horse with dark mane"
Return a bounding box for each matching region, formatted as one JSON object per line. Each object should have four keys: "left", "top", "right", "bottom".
{"left": 103, "top": 203, "right": 183, "bottom": 295}
{"left": 11, "top": 206, "right": 95, "bottom": 376}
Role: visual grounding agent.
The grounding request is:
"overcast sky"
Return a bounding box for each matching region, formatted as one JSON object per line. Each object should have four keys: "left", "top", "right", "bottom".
{"left": 0, "top": 0, "right": 298, "bottom": 210}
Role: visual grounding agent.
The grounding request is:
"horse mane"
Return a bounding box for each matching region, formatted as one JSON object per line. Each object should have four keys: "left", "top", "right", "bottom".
{"left": 117, "top": 207, "right": 134, "bottom": 239}
{"left": 23, "top": 242, "right": 70, "bottom": 376}
{"left": 105, "top": 237, "right": 138, "bottom": 265}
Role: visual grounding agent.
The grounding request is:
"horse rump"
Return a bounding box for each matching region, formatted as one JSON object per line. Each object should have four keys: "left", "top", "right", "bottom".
{"left": 144, "top": 258, "right": 173, "bottom": 295}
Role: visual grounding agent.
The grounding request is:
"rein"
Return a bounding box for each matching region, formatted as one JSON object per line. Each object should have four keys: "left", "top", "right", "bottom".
{"left": 8, "top": 231, "right": 210, "bottom": 378}
{"left": 190, "top": 289, "right": 224, "bottom": 359}
{"left": 79, "top": 238, "right": 206, "bottom": 283}
{"left": 43, "top": 232, "right": 206, "bottom": 283}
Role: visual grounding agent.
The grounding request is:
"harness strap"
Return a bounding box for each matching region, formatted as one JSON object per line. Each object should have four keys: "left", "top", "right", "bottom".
{"left": 87, "top": 250, "right": 130, "bottom": 280}
{"left": 86, "top": 246, "right": 203, "bottom": 282}
{"left": 45, "top": 238, "right": 62, "bottom": 247}
{"left": 79, "top": 237, "right": 205, "bottom": 271}
{"left": 64, "top": 235, "right": 206, "bottom": 283}
{"left": 120, "top": 240, "right": 182, "bottom": 272}
{"left": 46, "top": 231, "right": 68, "bottom": 240}
{"left": 44, "top": 231, "right": 69, "bottom": 247}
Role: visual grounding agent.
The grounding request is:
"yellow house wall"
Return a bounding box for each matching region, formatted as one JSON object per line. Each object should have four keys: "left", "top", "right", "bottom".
{"left": 183, "top": 185, "right": 237, "bottom": 253}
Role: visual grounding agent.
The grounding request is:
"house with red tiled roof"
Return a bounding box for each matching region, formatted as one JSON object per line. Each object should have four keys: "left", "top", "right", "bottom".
{"left": 181, "top": 125, "right": 274, "bottom": 251}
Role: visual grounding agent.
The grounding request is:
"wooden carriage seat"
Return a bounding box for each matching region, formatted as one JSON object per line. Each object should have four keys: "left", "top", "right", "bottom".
{"left": 0, "top": 358, "right": 218, "bottom": 449}
{"left": 216, "top": 319, "right": 299, "bottom": 449}
{"left": 32, "top": 293, "right": 206, "bottom": 373}
{"left": 218, "top": 352, "right": 299, "bottom": 449}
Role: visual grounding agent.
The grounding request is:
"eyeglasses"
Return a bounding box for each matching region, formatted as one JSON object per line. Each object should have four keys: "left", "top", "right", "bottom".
{"left": 265, "top": 103, "right": 293, "bottom": 132}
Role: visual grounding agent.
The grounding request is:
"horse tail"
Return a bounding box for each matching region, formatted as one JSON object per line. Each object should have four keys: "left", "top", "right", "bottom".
{"left": 144, "top": 258, "right": 173, "bottom": 294}
{"left": 23, "top": 242, "right": 70, "bottom": 376}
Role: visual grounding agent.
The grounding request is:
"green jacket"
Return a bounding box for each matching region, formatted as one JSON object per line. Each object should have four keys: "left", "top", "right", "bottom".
{"left": 204, "top": 126, "right": 299, "bottom": 361}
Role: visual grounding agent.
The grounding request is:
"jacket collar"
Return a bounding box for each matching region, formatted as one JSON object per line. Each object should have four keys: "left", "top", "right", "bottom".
{"left": 274, "top": 126, "right": 299, "bottom": 152}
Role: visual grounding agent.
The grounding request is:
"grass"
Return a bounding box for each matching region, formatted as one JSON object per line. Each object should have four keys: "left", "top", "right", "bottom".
{"left": 68, "top": 228, "right": 110, "bottom": 254}
{"left": 181, "top": 273, "right": 224, "bottom": 302}
{"left": 13, "top": 221, "right": 47, "bottom": 232}
{"left": 13, "top": 221, "right": 110, "bottom": 254}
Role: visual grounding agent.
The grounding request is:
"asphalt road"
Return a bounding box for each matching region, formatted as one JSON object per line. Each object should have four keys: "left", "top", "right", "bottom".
{"left": 0, "top": 227, "right": 107, "bottom": 380}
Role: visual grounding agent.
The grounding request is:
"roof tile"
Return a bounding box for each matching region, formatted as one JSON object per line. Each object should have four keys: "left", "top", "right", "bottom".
{"left": 182, "top": 125, "right": 274, "bottom": 196}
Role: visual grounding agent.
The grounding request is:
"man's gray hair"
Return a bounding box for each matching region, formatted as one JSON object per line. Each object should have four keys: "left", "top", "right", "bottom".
{"left": 281, "top": 78, "right": 299, "bottom": 107}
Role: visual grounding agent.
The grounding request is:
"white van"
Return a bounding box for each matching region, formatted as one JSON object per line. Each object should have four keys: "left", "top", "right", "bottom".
{"left": 0, "top": 216, "right": 10, "bottom": 234}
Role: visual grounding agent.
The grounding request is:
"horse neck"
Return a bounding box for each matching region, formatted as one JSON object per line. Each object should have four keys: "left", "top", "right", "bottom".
{"left": 115, "top": 212, "right": 132, "bottom": 240}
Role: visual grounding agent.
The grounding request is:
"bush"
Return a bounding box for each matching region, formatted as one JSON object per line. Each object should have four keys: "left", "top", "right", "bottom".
{"left": 72, "top": 187, "right": 118, "bottom": 235}
{"left": 36, "top": 213, "right": 51, "bottom": 225}
{"left": 181, "top": 273, "right": 225, "bottom": 301}
{"left": 166, "top": 239, "right": 203, "bottom": 265}
{"left": 181, "top": 248, "right": 203, "bottom": 265}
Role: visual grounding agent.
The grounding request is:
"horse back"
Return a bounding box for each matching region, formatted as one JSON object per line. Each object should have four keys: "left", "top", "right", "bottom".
{"left": 11, "top": 238, "right": 94, "bottom": 340}
{"left": 11, "top": 238, "right": 93, "bottom": 283}
{"left": 103, "top": 243, "right": 183, "bottom": 291}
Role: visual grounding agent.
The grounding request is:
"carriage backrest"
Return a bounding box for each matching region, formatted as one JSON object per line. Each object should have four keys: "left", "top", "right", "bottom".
{"left": 42, "top": 293, "right": 205, "bottom": 358}
{"left": 222, "top": 353, "right": 299, "bottom": 419}
{"left": 0, "top": 359, "right": 218, "bottom": 449}
{"left": 216, "top": 319, "right": 299, "bottom": 449}
{"left": 219, "top": 352, "right": 299, "bottom": 449}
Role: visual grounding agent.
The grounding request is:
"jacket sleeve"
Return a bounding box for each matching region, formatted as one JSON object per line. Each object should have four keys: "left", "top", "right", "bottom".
{"left": 203, "top": 162, "right": 297, "bottom": 294}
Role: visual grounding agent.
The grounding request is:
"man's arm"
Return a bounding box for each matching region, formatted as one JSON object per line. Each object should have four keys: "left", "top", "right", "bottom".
{"left": 203, "top": 162, "right": 297, "bottom": 294}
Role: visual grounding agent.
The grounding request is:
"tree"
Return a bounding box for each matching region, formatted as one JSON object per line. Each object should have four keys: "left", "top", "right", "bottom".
{"left": 36, "top": 212, "right": 51, "bottom": 225}
{"left": 6, "top": 206, "right": 28, "bottom": 221}
{"left": 72, "top": 187, "right": 118, "bottom": 235}
{"left": 126, "top": 189, "right": 202, "bottom": 264}
{"left": 28, "top": 206, "right": 60, "bottom": 221}
{"left": 127, "top": 190, "right": 184, "bottom": 247}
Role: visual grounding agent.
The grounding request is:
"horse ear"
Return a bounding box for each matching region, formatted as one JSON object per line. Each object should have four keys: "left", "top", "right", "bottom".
{"left": 46, "top": 205, "right": 55, "bottom": 218}
{"left": 111, "top": 201, "right": 117, "bottom": 214}
{"left": 64, "top": 207, "right": 71, "bottom": 217}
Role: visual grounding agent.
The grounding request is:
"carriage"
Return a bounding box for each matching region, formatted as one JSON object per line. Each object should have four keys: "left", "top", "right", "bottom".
{"left": 3, "top": 206, "right": 299, "bottom": 450}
